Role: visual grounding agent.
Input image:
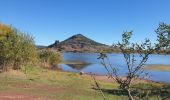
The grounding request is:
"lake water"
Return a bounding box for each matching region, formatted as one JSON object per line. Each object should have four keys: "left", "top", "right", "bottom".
{"left": 60, "top": 53, "right": 170, "bottom": 83}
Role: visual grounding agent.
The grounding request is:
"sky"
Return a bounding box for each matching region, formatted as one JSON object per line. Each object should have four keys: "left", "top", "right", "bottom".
{"left": 0, "top": 0, "right": 170, "bottom": 46}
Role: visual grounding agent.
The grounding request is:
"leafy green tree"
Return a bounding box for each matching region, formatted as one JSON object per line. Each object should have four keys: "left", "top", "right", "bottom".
{"left": 155, "top": 22, "right": 170, "bottom": 52}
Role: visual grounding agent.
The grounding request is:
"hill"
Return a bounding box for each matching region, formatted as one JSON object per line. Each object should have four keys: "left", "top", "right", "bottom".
{"left": 48, "top": 34, "right": 114, "bottom": 52}
{"left": 36, "top": 45, "right": 47, "bottom": 49}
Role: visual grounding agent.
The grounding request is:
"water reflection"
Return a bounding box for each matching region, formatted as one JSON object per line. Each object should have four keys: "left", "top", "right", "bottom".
{"left": 61, "top": 53, "right": 170, "bottom": 83}
{"left": 66, "top": 63, "right": 91, "bottom": 70}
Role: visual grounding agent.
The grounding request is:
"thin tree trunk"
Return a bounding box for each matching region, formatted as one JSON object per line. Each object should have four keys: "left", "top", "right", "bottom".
{"left": 91, "top": 74, "right": 106, "bottom": 100}
{"left": 127, "top": 89, "right": 134, "bottom": 100}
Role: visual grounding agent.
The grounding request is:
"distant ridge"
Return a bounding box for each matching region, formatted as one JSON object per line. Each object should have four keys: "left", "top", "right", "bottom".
{"left": 48, "top": 34, "right": 113, "bottom": 52}
{"left": 36, "top": 45, "right": 47, "bottom": 49}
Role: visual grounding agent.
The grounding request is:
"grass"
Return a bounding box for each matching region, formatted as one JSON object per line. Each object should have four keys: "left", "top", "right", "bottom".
{"left": 0, "top": 66, "right": 169, "bottom": 100}
{"left": 0, "top": 66, "right": 120, "bottom": 100}
{"left": 145, "top": 64, "right": 170, "bottom": 72}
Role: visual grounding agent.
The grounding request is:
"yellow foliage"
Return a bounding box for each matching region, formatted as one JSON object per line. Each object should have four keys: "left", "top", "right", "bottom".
{"left": 0, "top": 24, "right": 13, "bottom": 39}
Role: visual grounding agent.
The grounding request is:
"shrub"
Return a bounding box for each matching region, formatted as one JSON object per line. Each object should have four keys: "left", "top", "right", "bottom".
{"left": 0, "top": 24, "right": 13, "bottom": 40}
{"left": 0, "top": 24, "right": 38, "bottom": 71}
{"left": 38, "top": 49, "right": 62, "bottom": 68}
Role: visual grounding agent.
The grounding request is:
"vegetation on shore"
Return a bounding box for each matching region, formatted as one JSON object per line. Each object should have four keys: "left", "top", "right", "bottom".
{"left": 0, "top": 66, "right": 121, "bottom": 100}
{"left": 0, "top": 66, "right": 169, "bottom": 100}
{"left": 38, "top": 49, "right": 62, "bottom": 68}
{"left": 0, "top": 24, "right": 38, "bottom": 71}
{"left": 0, "top": 24, "right": 62, "bottom": 72}
{"left": 145, "top": 65, "right": 170, "bottom": 72}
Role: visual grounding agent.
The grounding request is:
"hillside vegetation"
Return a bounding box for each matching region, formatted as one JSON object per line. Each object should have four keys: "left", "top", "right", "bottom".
{"left": 0, "top": 23, "right": 61, "bottom": 72}
{"left": 49, "top": 34, "right": 115, "bottom": 52}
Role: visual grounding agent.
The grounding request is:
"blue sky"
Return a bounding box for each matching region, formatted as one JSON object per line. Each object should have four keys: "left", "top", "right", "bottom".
{"left": 0, "top": 0, "right": 170, "bottom": 46}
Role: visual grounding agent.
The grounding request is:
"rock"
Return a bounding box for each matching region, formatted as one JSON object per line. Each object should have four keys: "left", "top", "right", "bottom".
{"left": 79, "top": 71, "right": 84, "bottom": 75}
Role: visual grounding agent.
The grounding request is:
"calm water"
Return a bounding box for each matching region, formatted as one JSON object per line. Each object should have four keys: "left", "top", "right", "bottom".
{"left": 60, "top": 53, "right": 170, "bottom": 83}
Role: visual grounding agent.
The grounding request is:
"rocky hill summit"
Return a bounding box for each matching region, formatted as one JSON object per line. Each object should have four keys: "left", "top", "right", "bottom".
{"left": 48, "top": 34, "right": 113, "bottom": 52}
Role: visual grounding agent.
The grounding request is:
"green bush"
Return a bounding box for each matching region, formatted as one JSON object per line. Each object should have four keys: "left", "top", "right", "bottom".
{"left": 0, "top": 24, "right": 38, "bottom": 71}
{"left": 38, "top": 49, "right": 62, "bottom": 68}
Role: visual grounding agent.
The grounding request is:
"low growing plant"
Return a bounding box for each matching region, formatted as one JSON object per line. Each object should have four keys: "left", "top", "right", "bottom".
{"left": 38, "top": 49, "right": 62, "bottom": 68}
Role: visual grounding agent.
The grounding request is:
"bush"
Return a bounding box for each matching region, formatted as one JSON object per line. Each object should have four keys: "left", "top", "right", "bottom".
{"left": 38, "top": 49, "right": 62, "bottom": 68}
{"left": 0, "top": 24, "right": 38, "bottom": 71}
{"left": 0, "top": 24, "right": 13, "bottom": 40}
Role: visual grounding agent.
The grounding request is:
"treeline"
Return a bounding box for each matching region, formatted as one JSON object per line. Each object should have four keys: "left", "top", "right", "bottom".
{"left": 0, "top": 24, "right": 62, "bottom": 72}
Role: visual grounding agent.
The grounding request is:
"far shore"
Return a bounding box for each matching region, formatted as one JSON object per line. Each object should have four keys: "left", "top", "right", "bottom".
{"left": 60, "top": 51, "right": 170, "bottom": 55}
{"left": 145, "top": 64, "right": 170, "bottom": 72}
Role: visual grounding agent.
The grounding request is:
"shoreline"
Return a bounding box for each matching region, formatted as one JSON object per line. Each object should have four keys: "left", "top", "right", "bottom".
{"left": 61, "top": 51, "right": 170, "bottom": 55}
{"left": 59, "top": 62, "right": 170, "bottom": 84}
{"left": 59, "top": 69, "right": 170, "bottom": 84}
{"left": 145, "top": 64, "right": 170, "bottom": 72}
{"left": 83, "top": 72, "right": 170, "bottom": 84}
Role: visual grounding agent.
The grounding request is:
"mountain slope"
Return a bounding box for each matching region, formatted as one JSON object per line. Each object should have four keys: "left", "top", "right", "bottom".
{"left": 49, "top": 34, "right": 113, "bottom": 52}
{"left": 61, "top": 34, "right": 105, "bottom": 46}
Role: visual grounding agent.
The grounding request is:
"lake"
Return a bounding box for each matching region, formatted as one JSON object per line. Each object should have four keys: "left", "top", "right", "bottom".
{"left": 60, "top": 53, "right": 170, "bottom": 83}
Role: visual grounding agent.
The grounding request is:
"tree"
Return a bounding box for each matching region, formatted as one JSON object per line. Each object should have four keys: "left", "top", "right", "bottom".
{"left": 97, "top": 23, "right": 170, "bottom": 99}
{"left": 155, "top": 22, "right": 170, "bottom": 52}
{"left": 155, "top": 23, "right": 170, "bottom": 100}
{"left": 97, "top": 22, "right": 170, "bottom": 99}
{"left": 12, "top": 33, "right": 38, "bottom": 69}
{"left": 0, "top": 24, "right": 38, "bottom": 71}
{"left": 98, "top": 31, "right": 156, "bottom": 100}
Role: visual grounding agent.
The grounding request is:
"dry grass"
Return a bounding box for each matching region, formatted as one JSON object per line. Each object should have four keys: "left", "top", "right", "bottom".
{"left": 0, "top": 66, "right": 168, "bottom": 100}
